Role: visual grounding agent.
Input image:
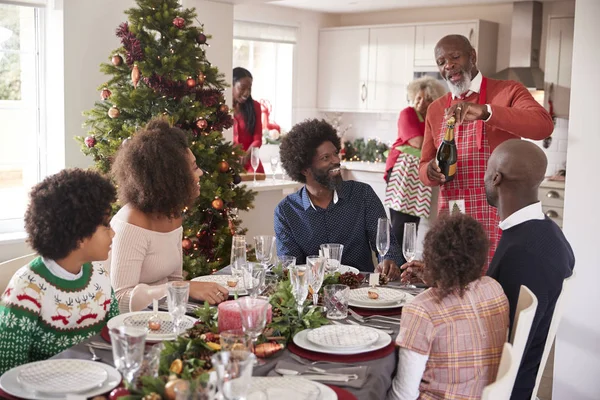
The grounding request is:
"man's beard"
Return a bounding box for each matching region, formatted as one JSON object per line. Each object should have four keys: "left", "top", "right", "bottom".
{"left": 311, "top": 165, "right": 342, "bottom": 190}
{"left": 445, "top": 70, "right": 472, "bottom": 98}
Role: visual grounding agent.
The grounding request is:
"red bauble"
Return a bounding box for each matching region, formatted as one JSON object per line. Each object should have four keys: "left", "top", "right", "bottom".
{"left": 218, "top": 160, "right": 229, "bottom": 173}
{"left": 108, "top": 106, "right": 120, "bottom": 119}
{"left": 182, "top": 238, "right": 192, "bottom": 250}
{"left": 186, "top": 78, "right": 196, "bottom": 88}
{"left": 109, "top": 388, "right": 130, "bottom": 400}
{"left": 84, "top": 136, "right": 96, "bottom": 148}
{"left": 173, "top": 17, "right": 185, "bottom": 29}
{"left": 196, "top": 33, "right": 207, "bottom": 44}
{"left": 196, "top": 119, "right": 208, "bottom": 130}
{"left": 111, "top": 55, "right": 123, "bottom": 66}
{"left": 100, "top": 87, "right": 111, "bottom": 101}
{"left": 212, "top": 198, "right": 224, "bottom": 210}
{"left": 219, "top": 104, "right": 229, "bottom": 113}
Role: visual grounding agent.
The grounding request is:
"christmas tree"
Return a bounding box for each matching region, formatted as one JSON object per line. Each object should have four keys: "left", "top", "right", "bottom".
{"left": 76, "top": 0, "right": 255, "bottom": 278}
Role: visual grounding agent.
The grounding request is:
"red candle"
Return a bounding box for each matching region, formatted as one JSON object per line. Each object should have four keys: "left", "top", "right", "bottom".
{"left": 217, "top": 300, "right": 272, "bottom": 332}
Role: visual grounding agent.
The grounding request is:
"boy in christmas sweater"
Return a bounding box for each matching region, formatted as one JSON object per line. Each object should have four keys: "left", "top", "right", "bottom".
{"left": 0, "top": 169, "right": 120, "bottom": 374}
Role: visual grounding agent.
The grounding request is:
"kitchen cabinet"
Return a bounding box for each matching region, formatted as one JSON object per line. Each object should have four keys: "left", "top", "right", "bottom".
{"left": 544, "top": 17, "right": 574, "bottom": 118}
{"left": 539, "top": 180, "right": 565, "bottom": 228}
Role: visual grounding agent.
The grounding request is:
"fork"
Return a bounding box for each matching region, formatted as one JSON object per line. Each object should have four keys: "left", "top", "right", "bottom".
{"left": 343, "top": 319, "right": 394, "bottom": 334}
{"left": 289, "top": 352, "right": 356, "bottom": 367}
{"left": 348, "top": 309, "right": 401, "bottom": 323}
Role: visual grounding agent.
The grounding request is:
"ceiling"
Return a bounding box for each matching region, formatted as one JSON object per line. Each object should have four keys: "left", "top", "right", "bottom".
{"left": 218, "top": 0, "right": 560, "bottom": 14}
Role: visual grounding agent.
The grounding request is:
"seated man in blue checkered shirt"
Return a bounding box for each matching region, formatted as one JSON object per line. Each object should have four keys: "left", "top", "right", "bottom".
{"left": 274, "top": 119, "right": 403, "bottom": 279}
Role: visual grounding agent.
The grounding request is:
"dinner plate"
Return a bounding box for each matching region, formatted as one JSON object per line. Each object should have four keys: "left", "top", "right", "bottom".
{"left": 349, "top": 287, "right": 414, "bottom": 307}
{"left": 293, "top": 326, "right": 391, "bottom": 355}
{"left": 107, "top": 311, "right": 196, "bottom": 341}
{"left": 306, "top": 325, "right": 380, "bottom": 350}
{"left": 247, "top": 377, "right": 337, "bottom": 400}
{"left": 300, "top": 264, "right": 360, "bottom": 275}
{"left": 17, "top": 359, "right": 108, "bottom": 394}
{"left": 191, "top": 274, "right": 248, "bottom": 295}
{"left": 0, "top": 360, "right": 121, "bottom": 400}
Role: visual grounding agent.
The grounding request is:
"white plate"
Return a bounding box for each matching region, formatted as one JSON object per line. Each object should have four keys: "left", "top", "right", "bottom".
{"left": 306, "top": 325, "right": 379, "bottom": 350}
{"left": 349, "top": 287, "right": 413, "bottom": 307}
{"left": 0, "top": 360, "right": 121, "bottom": 400}
{"left": 247, "top": 377, "right": 337, "bottom": 400}
{"left": 107, "top": 311, "right": 196, "bottom": 341}
{"left": 293, "top": 326, "right": 391, "bottom": 355}
{"left": 17, "top": 359, "right": 108, "bottom": 394}
{"left": 300, "top": 264, "right": 360, "bottom": 275}
{"left": 191, "top": 274, "right": 248, "bottom": 295}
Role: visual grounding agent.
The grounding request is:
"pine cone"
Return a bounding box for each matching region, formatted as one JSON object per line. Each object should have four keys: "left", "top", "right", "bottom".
{"left": 339, "top": 272, "right": 362, "bottom": 289}
{"left": 379, "top": 274, "right": 390, "bottom": 286}
{"left": 272, "top": 305, "right": 283, "bottom": 319}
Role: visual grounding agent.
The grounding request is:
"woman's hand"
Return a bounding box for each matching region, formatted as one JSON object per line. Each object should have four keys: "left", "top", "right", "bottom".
{"left": 189, "top": 281, "right": 229, "bottom": 305}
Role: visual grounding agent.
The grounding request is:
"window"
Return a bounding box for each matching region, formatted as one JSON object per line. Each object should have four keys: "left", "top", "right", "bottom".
{"left": 233, "top": 21, "right": 296, "bottom": 132}
{"left": 0, "top": 2, "right": 45, "bottom": 235}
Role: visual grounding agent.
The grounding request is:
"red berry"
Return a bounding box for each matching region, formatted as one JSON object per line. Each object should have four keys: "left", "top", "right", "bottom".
{"left": 109, "top": 387, "right": 130, "bottom": 400}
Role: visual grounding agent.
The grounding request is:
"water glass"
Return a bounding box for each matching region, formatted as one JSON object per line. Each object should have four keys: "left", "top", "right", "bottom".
{"left": 243, "top": 262, "right": 266, "bottom": 298}
{"left": 254, "top": 235, "right": 275, "bottom": 267}
{"left": 320, "top": 243, "right": 344, "bottom": 274}
{"left": 289, "top": 264, "right": 310, "bottom": 317}
{"left": 211, "top": 350, "right": 256, "bottom": 400}
{"left": 323, "top": 284, "right": 350, "bottom": 320}
{"left": 306, "top": 255, "right": 326, "bottom": 306}
{"left": 167, "top": 281, "right": 190, "bottom": 335}
{"left": 251, "top": 147, "right": 260, "bottom": 186}
{"left": 376, "top": 218, "right": 390, "bottom": 263}
{"left": 109, "top": 326, "right": 147, "bottom": 386}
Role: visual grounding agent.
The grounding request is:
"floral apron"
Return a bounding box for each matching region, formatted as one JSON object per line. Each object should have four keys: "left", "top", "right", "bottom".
{"left": 437, "top": 77, "right": 500, "bottom": 270}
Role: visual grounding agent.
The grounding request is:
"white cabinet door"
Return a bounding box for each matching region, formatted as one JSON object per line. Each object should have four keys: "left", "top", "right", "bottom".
{"left": 414, "top": 23, "right": 477, "bottom": 67}
{"left": 367, "top": 26, "right": 416, "bottom": 112}
{"left": 545, "top": 17, "right": 574, "bottom": 118}
{"left": 317, "top": 28, "right": 370, "bottom": 111}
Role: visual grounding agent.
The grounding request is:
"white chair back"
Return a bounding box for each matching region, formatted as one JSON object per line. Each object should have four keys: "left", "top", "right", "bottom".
{"left": 509, "top": 286, "right": 539, "bottom": 372}
{"left": 0, "top": 253, "right": 37, "bottom": 293}
{"left": 482, "top": 342, "right": 519, "bottom": 400}
{"left": 530, "top": 270, "right": 576, "bottom": 400}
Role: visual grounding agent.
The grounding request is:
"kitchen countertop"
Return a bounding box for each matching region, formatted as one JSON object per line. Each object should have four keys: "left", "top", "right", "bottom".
{"left": 241, "top": 179, "right": 302, "bottom": 193}
{"left": 541, "top": 179, "right": 566, "bottom": 189}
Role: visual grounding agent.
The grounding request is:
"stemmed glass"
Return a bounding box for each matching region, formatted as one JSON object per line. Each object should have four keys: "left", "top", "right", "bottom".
{"left": 402, "top": 222, "right": 417, "bottom": 289}
{"left": 251, "top": 147, "right": 260, "bottom": 186}
{"left": 276, "top": 255, "right": 296, "bottom": 273}
{"left": 306, "top": 255, "right": 326, "bottom": 306}
{"left": 289, "top": 264, "right": 310, "bottom": 317}
{"left": 211, "top": 350, "right": 256, "bottom": 400}
{"left": 109, "top": 326, "right": 147, "bottom": 387}
{"left": 254, "top": 235, "right": 275, "bottom": 270}
{"left": 376, "top": 217, "right": 390, "bottom": 264}
{"left": 270, "top": 155, "right": 279, "bottom": 181}
{"left": 231, "top": 235, "right": 247, "bottom": 294}
{"left": 243, "top": 262, "right": 266, "bottom": 298}
{"left": 167, "top": 281, "right": 189, "bottom": 336}
{"left": 237, "top": 297, "right": 270, "bottom": 360}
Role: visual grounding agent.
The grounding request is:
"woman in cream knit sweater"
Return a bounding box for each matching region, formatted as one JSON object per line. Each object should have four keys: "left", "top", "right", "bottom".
{"left": 106, "top": 118, "right": 229, "bottom": 313}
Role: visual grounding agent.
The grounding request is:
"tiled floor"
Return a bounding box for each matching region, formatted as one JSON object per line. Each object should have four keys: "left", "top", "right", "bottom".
{"left": 538, "top": 341, "right": 555, "bottom": 400}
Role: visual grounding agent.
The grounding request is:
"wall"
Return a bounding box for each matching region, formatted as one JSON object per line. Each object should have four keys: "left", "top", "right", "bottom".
{"left": 530, "top": 117, "right": 568, "bottom": 177}
{"left": 554, "top": 0, "right": 600, "bottom": 398}
{"left": 233, "top": 4, "right": 339, "bottom": 124}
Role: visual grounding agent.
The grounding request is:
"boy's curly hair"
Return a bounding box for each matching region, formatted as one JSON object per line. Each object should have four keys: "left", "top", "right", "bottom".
{"left": 24, "top": 168, "right": 116, "bottom": 260}
{"left": 111, "top": 117, "right": 195, "bottom": 218}
{"left": 423, "top": 213, "right": 489, "bottom": 300}
{"left": 279, "top": 119, "right": 340, "bottom": 183}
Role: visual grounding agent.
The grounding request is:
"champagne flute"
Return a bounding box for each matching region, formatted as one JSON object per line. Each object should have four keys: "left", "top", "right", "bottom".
{"left": 270, "top": 155, "right": 279, "bottom": 181}
{"left": 402, "top": 222, "right": 417, "bottom": 288}
{"left": 307, "top": 256, "right": 326, "bottom": 306}
{"left": 250, "top": 147, "right": 260, "bottom": 186}
{"left": 376, "top": 217, "right": 390, "bottom": 264}
{"left": 231, "top": 235, "right": 247, "bottom": 295}
{"left": 289, "top": 265, "right": 310, "bottom": 318}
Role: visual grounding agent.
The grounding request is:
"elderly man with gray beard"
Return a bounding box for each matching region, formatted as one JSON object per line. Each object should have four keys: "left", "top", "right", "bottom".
{"left": 418, "top": 34, "right": 553, "bottom": 270}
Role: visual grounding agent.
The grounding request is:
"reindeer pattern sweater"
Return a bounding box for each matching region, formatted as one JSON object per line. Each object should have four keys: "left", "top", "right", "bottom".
{"left": 0, "top": 257, "right": 119, "bottom": 374}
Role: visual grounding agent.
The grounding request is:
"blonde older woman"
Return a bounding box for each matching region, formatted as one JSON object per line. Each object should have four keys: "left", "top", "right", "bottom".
{"left": 383, "top": 76, "right": 446, "bottom": 262}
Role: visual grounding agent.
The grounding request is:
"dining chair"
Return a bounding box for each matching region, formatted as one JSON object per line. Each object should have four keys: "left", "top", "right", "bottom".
{"left": 481, "top": 342, "right": 518, "bottom": 400}
{"left": 0, "top": 253, "right": 37, "bottom": 293}
{"left": 509, "top": 285, "right": 539, "bottom": 375}
{"left": 530, "top": 270, "right": 576, "bottom": 400}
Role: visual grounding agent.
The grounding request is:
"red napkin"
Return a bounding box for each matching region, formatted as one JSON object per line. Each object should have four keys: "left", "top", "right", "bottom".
{"left": 350, "top": 306, "right": 403, "bottom": 317}
{"left": 0, "top": 388, "right": 19, "bottom": 400}
{"left": 326, "top": 385, "right": 358, "bottom": 400}
{"left": 288, "top": 340, "right": 395, "bottom": 363}
{"left": 101, "top": 324, "right": 111, "bottom": 343}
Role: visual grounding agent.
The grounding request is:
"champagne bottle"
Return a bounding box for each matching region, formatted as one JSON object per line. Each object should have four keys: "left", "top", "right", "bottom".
{"left": 436, "top": 116, "right": 458, "bottom": 183}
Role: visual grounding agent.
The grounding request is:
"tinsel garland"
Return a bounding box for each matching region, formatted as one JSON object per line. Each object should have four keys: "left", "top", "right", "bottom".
{"left": 195, "top": 88, "right": 221, "bottom": 107}
{"left": 116, "top": 22, "right": 144, "bottom": 65}
{"left": 144, "top": 73, "right": 188, "bottom": 99}
{"left": 210, "top": 109, "right": 234, "bottom": 132}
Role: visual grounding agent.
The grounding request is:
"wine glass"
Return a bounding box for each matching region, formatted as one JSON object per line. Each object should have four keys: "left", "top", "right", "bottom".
{"left": 109, "top": 326, "right": 147, "bottom": 387}
{"left": 270, "top": 155, "right": 279, "bottom": 181}
{"left": 167, "top": 281, "right": 189, "bottom": 335}
{"left": 289, "top": 264, "right": 310, "bottom": 318}
{"left": 250, "top": 147, "right": 260, "bottom": 186}
{"left": 231, "top": 235, "right": 247, "bottom": 294}
{"left": 243, "top": 262, "right": 266, "bottom": 298}
{"left": 254, "top": 235, "right": 275, "bottom": 269}
{"left": 402, "top": 222, "right": 417, "bottom": 288}
{"left": 211, "top": 350, "right": 256, "bottom": 400}
{"left": 376, "top": 217, "right": 390, "bottom": 264}
{"left": 306, "top": 255, "right": 326, "bottom": 306}
{"left": 237, "top": 297, "right": 269, "bottom": 358}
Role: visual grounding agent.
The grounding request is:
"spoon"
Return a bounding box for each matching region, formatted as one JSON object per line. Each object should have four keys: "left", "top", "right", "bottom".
{"left": 87, "top": 345, "right": 102, "bottom": 361}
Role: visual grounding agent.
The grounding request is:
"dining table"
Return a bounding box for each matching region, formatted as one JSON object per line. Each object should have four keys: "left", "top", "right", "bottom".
{"left": 5, "top": 266, "right": 426, "bottom": 400}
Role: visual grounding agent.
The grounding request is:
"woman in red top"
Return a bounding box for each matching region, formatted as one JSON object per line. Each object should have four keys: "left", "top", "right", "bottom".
{"left": 232, "top": 67, "right": 264, "bottom": 173}
{"left": 383, "top": 76, "right": 446, "bottom": 261}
